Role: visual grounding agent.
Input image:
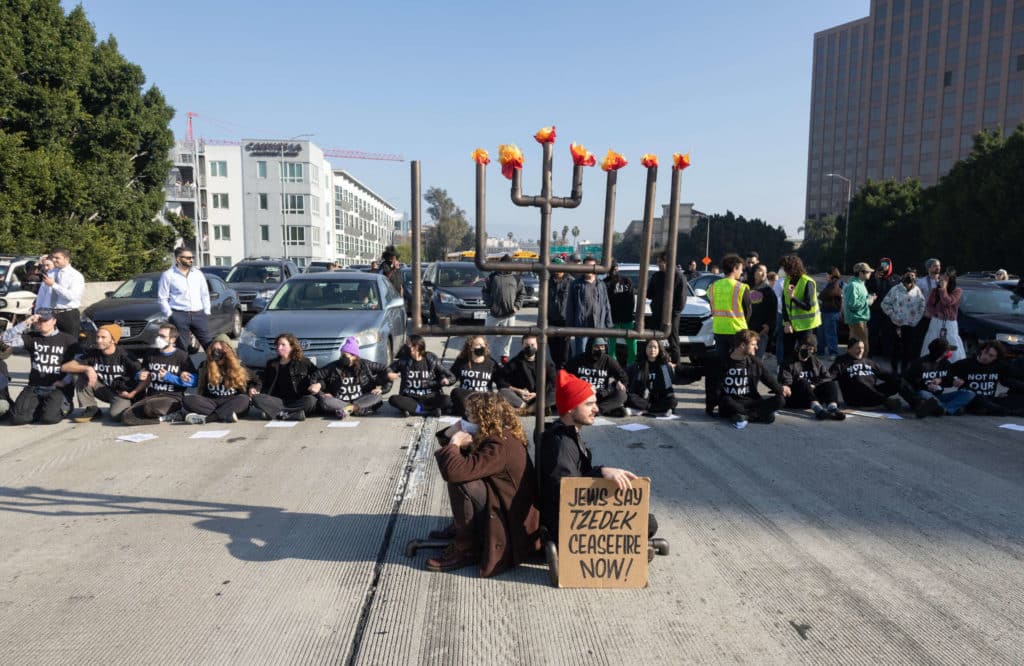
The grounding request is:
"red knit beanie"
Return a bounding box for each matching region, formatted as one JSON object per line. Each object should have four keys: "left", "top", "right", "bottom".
{"left": 556, "top": 369, "right": 594, "bottom": 415}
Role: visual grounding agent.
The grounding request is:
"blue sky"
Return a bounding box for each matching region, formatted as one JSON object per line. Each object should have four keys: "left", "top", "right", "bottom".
{"left": 70, "top": 0, "right": 867, "bottom": 242}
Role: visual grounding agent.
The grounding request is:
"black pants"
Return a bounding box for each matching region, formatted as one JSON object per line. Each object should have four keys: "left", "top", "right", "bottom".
{"left": 122, "top": 393, "right": 183, "bottom": 425}
{"left": 891, "top": 325, "right": 920, "bottom": 377}
{"left": 655, "top": 314, "right": 682, "bottom": 364}
{"left": 548, "top": 337, "right": 570, "bottom": 370}
{"left": 786, "top": 379, "right": 839, "bottom": 409}
{"left": 626, "top": 391, "right": 678, "bottom": 414}
{"left": 169, "top": 310, "right": 212, "bottom": 353}
{"left": 11, "top": 387, "right": 68, "bottom": 425}
{"left": 498, "top": 387, "right": 556, "bottom": 415}
{"left": 718, "top": 392, "right": 785, "bottom": 422}
{"left": 182, "top": 394, "right": 251, "bottom": 422}
{"left": 54, "top": 309, "right": 81, "bottom": 340}
{"left": 316, "top": 392, "right": 383, "bottom": 416}
{"left": 389, "top": 393, "right": 452, "bottom": 416}
{"left": 782, "top": 326, "right": 818, "bottom": 364}
{"left": 840, "top": 378, "right": 901, "bottom": 408}
{"left": 596, "top": 386, "right": 627, "bottom": 415}
{"left": 251, "top": 393, "right": 317, "bottom": 419}
{"left": 446, "top": 479, "right": 488, "bottom": 551}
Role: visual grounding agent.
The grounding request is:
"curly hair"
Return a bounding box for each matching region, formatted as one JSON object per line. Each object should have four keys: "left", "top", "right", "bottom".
{"left": 274, "top": 333, "right": 305, "bottom": 362}
{"left": 464, "top": 393, "right": 527, "bottom": 451}
{"left": 203, "top": 343, "right": 248, "bottom": 391}
{"left": 779, "top": 255, "right": 806, "bottom": 280}
{"left": 455, "top": 336, "right": 490, "bottom": 364}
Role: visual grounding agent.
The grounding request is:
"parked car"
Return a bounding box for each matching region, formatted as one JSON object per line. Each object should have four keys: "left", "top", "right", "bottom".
{"left": 520, "top": 272, "right": 540, "bottom": 306}
{"left": 225, "top": 257, "right": 301, "bottom": 321}
{"left": 346, "top": 264, "right": 373, "bottom": 272}
{"left": 237, "top": 272, "right": 406, "bottom": 368}
{"left": 80, "top": 269, "right": 242, "bottom": 352}
{"left": 400, "top": 267, "right": 415, "bottom": 315}
{"left": 200, "top": 265, "right": 232, "bottom": 280}
{"left": 421, "top": 262, "right": 490, "bottom": 324}
{"left": 0, "top": 256, "right": 40, "bottom": 332}
{"left": 690, "top": 272, "right": 724, "bottom": 301}
{"left": 957, "top": 279, "right": 1024, "bottom": 358}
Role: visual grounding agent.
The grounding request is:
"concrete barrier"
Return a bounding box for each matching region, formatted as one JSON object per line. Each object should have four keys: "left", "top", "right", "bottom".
{"left": 82, "top": 282, "right": 123, "bottom": 309}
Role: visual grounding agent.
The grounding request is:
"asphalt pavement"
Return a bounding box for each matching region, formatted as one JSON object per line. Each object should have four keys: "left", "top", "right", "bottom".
{"left": 2, "top": 315, "right": 1024, "bottom": 664}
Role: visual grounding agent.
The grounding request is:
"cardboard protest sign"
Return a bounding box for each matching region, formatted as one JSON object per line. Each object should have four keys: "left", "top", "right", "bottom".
{"left": 557, "top": 477, "right": 650, "bottom": 588}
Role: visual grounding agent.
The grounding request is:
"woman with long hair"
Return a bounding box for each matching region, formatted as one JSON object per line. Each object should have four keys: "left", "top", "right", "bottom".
{"left": 428, "top": 392, "right": 541, "bottom": 576}
{"left": 182, "top": 334, "right": 251, "bottom": 424}
{"left": 309, "top": 337, "right": 390, "bottom": 418}
{"left": 625, "top": 339, "right": 678, "bottom": 417}
{"left": 386, "top": 335, "right": 455, "bottom": 416}
{"left": 920, "top": 268, "right": 965, "bottom": 362}
{"left": 449, "top": 336, "right": 499, "bottom": 417}
{"left": 779, "top": 255, "right": 820, "bottom": 363}
{"left": 249, "top": 333, "right": 318, "bottom": 421}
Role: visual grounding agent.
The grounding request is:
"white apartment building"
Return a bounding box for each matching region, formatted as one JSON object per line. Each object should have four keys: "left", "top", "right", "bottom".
{"left": 332, "top": 170, "right": 400, "bottom": 264}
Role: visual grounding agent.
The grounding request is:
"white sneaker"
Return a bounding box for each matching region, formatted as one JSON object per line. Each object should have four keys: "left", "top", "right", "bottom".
{"left": 185, "top": 413, "right": 207, "bottom": 425}
{"left": 229, "top": 411, "right": 239, "bottom": 423}
{"left": 733, "top": 420, "right": 748, "bottom": 430}
{"left": 624, "top": 407, "right": 642, "bottom": 416}
{"left": 160, "top": 410, "right": 185, "bottom": 424}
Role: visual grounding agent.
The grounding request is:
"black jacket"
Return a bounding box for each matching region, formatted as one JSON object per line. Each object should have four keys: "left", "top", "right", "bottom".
{"left": 647, "top": 270, "right": 687, "bottom": 323}
{"left": 254, "top": 356, "right": 317, "bottom": 402}
{"left": 748, "top": 284, "right": 778, "bottom": 335}
{"left": 388, "top": 351, "right": 455, "bottom": 398}
{"left": 779, "top": 355, "right": 831, "bottom": 388}
{"left": 0, "top": 359, "right": 12, "bottom": 407}
{"left": 548, "top": 274, "right": 572, "bottom": 325}
{"left": 604, "top": 274, "right": 636, "bottom": 324}
{"left": 314, "top": 358, "right": 389, "bottom": 401}
{"left": 482, "top": 271, "right": 525, "bottom": 318}
{"left": 950, "top": 357, "right": 1024, "bottom": 397}
{"left": 498, "top": 351, "right": 556, "bottom": 393}
{"left": 719, "top": 355, "right": 783, "bottom": 399}
{"left": 538, "top": 420, "right": 602, "bottom": 537}
{"left": 626, "top": 358, "right": 674, "bottom": 401}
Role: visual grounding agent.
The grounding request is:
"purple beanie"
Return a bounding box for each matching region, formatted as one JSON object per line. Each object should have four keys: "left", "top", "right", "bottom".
{"left": 340, "top": 337, "right": 361, "bottom": 357}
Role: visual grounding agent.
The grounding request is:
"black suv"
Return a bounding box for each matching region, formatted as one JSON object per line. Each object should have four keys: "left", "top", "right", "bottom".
{"left": 225, "top": 257, "right": 301, "bottom": 321}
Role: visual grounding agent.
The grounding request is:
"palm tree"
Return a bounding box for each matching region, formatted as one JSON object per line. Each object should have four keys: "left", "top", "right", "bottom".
{"left": 552, "top": 230, "right": 559, "bottom": 243}
{"left": 506, "top": 231, "right": 514, "bottom": 243}
{"left": 561, "top": 225, "right": 569, "bottom": 243}
{"left": 571, "top": 226, "right": 580, "bottom": 246}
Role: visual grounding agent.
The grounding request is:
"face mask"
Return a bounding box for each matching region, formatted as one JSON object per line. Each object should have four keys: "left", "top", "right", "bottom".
{"left": 944, "top": 350, "right": 954, "bottom": 360}
{"left": 523, "top": 346, "right": 537, "bottom": 357}
{"left": 472, "top": 346, "right": 486, "bottom": 357}
{"left": 459, "top": 419, "right": 479, "bottom": 435}
{"left": 798, "top": 348, "right": 812, "bottom": 360}
{"left": 339, "top": 355, "right": 352, "bottom": 368}
{"left": 153, "top": 336, "right": 169, "bottom": 349}
{"left": 591, "top": 348, "right": 604, "bottom": 360}
{"left": 210, "top": 349, "right": 225, "bottom": 361}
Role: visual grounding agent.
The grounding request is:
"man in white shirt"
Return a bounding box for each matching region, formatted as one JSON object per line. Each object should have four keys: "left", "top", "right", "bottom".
{"left": 157, "top": 247, "right": 212, "bottom": 352}
{"left": 40, "top": 248, "right": 85, "bottom": 339}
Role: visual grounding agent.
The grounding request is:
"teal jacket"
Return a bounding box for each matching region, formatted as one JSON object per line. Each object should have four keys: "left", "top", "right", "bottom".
{"left": 842, "top": 278, "right": 871, "bottom": 324}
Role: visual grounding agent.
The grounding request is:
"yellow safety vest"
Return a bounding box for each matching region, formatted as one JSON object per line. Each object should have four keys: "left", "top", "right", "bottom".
{"left": 783, "top": 273, "right": 822, "bottom": 331}
{"left": 710, "top": 278, "right": 748, "bottom": 335}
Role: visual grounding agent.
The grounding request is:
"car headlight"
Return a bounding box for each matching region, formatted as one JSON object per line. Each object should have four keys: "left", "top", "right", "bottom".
{"left": 353, "top": 329, "right": 381, "bottom": 347}
{"left": 80, "top": 315, "right": 96, "bottom": 332}
{"left": 239, "top": 328, "right": 263, "bottom": 350}
{"left": 996, "top": 333, "right": 1022, "bottom": 344}
{"left": 257, "top": 289, "right": 276, "bottom": 299}
{"left": 437, "top": 291, "right": 459, "bottom": 305}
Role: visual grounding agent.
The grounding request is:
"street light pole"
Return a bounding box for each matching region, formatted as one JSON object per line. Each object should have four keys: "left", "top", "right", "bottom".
{"left": 825, "top": 173, "right": 852, "bottom": 273}
{"left": 281, "top": 133, "right": 314, "bottom": 261}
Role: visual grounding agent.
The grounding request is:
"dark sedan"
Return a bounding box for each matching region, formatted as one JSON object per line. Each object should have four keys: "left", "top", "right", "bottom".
{"left": 957, "top": 280, "right": 1024, "bottom": 358}
{"left": 421, "top": 262, "right": 489, "bottom": 324}
{"left": 81, "top": 270, "right": 242, "bottom": 352}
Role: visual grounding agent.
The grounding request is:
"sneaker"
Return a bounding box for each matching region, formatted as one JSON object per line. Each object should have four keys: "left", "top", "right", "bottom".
{"left": 284, "top": 410, "right": 306, "bottom": 422}
{"left": 160, "top": 410, "right": 185, "bottom": 424}
{"left": 733, "top": 419, "right": 748, "bottom": 430}
{"left": 229, "top": 411, "right": 239, "bottom": 423}
{"left": 425, "top": 543, "right": 477, "bottom": 572}
{"left": 828, "top": 408, "right": 847, "bottom": 421}
{"left": 760, "top": 411, "right": 776, "bottom": 425}
{"left": 73, "top": 406, "right": 101, "bottom": 423}
{"left": 884, "top": 396, "right": 902, "bottom": 412}
{"left": 624, "top": 407, "right": 642, "bottom": 417}
{"left": 951, "top": 407, "right": 965, "bottom": 416}
{"left": 334, "top": 409, "right": 348, "bottom": 420}
{"left": 185, "top": 413, "right": 207, "bottom": 425}
{"left": 915, "top": 397, "right": 939, "bottom": 419}
{"left": 813, "top": 406, "right": 828, "bottom": 420}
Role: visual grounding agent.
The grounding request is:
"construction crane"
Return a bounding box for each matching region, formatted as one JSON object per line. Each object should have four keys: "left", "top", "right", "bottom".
{"left": 184, "top": 111, "right": 404, "bottom": 162}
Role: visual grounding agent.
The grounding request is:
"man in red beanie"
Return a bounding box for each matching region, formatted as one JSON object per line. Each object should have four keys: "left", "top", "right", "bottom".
{"left": 537, "top": 370, "right": 642, "bottom": 539}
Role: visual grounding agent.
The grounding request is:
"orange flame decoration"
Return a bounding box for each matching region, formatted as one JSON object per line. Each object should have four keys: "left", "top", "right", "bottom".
{"left": 641, "top": 153, "right": 659, "bottom": 168}
{"left": 534, "top": 126, "right": 556, "bottom": 143}
{"left": 498, "top": 144, "right": 524, "bottom": 179}
{"left": 471, "top": 148, "right": 491, "bottom": 165}
{"left": 569, "top": 143, "right": 596, "bottom": 167}
{"left": 673, "top": 152, "right": 691, "bottom": 171}
{"left": 601, "top": 149, "right": 628, "bottom": 172}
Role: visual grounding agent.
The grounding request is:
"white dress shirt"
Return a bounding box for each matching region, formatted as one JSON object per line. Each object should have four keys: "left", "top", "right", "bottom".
{"left": 915, "top": 275, "right": 938, "bottom": 301}
{"left": 158, "top": 265, "right": 211, "bottom": 316}
{"left": 47, "top": 265, "right": 85, "bottom": 309}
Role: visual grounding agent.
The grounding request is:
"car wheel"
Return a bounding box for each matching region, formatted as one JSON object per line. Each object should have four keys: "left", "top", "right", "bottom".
{"left": 229, "top": 309, "right": 243, "bottom": 338}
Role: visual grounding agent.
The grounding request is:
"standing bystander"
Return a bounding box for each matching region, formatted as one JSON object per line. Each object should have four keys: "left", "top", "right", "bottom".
{"left": 157, "top": 247, "right": 212, "bottom": 353}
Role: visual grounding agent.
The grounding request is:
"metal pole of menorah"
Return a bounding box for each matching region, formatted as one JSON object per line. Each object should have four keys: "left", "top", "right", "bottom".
{"left": 409, "top": 135, "right": 687, "bottom": 444}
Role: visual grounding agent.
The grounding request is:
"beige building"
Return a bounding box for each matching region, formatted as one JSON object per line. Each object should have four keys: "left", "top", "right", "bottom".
{"left": 806, "top": 0, "right": 1024, "bottom": 221}
{"left": 623, "top": 202, "right": 705, "bottom": 249}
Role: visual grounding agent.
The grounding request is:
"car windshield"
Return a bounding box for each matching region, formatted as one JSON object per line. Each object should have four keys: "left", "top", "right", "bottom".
{"left": 268, "top": 279, "right": 381, "bottom": 311}
{"left": 436, "top": 266, "right": 485, "bottom": 287}
{"left": 960, "top": 288, "right": 1024, "bottom": 316}
{"left": 227, "top": 265, "right": 281, "bottom": 284}
{"left": 111, "top": 277, "right": 158, "bottom": 298}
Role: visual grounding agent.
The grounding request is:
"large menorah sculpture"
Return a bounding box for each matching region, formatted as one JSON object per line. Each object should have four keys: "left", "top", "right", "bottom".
{"left": 410, "top": 130, "right": 689, "bottom": 443}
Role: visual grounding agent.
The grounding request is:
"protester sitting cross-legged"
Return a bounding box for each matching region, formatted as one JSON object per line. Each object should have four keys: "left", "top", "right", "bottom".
{"left": 426, "top": 392, "right": 541, "bottom": 575}
{"left": 61, "top": 323, "right": 142, "bottom": 423}
{"left": 386, "top": 334, "right": 455, "bottom": 417}
{"left": 122, "top": 323, "right": 198, "bottom": 426}
{"left": 448, "top": 336, "right": 500, "bottom": 418}
{"left": 308, "top": 337, "right": 389, "bottom": 419}
{"left": 2, "top": 310, "right": 79, "bottom": 425}
{"left": 496, "top": 334, "right": 556, "bottom": 415}
{"left": 778, "top": 332, "right": 845, "bottom": 420}
{"left": 901, "top": 338, "right": 976, "bottom": 418}
{"left": 950, "top": 340, "right": 1024, "bottom": 416}
{"left": 565, "top": 337, "right": 628, "bottom": 417}
{"left": 625, "top": 339, "right": 678, "bottom": 417}
{"left": 828, "top": 337, "right": 903, "bottom": 412}
{"left": 716, "top": 330, "right": 790, "bottom": 429}
{"left": 248, "top": 333, "right": 318, "bottom": 422}
{"left": 537, "top": 370, "right": 656, "bottom": 541}
{"left": 181, "top": 334, "right": 252, "bottom": 424}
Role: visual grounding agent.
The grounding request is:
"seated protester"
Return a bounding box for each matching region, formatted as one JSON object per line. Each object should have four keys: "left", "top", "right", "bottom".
{"left": 564, "top": 337, "right": 628, "bottom": 417}
{"left": 386, "top": 334, "right": 455, "bottom": 417}
{"left": 61, "top": 323, "right": 142, "bottom": 422}
{"left": 182, "top": 334, "right": 252, "bottom": 424}
{"left": 828, "top": 337, "right": 903, "bottom": 412}
{"left": 1, "top": 309, "right": 78, "bottom": 425}
{"left": 248, "top": 333, "right": 318, "bottom": 421}
{"left": 308, "top": 337, "right": 389, "bottom": 419}
{"left": 0, "top": 352, "right": 13, "bottom": 419}
{"left": 717, "top": 330, "right": 790, "bottom": 429}
{"left": 625, "top": 339, "right": 678, "bottom": 417}
{"left": 448, "top": 336, "right": 500, "bottom": 418}
{"left": 122, "top": 323, "right": 198, "bottom": 425}
{"left": 427, "top": 392, "right": 541, "bottom": 575}
{"left": 538, "top": 370, "right": 654, "bottom": 540}
{"left": 900, "top": 338, "right": 976, "bottom": 418}
{"left": 950, "top": 340, "right": 1024, "bottom": 416}
{"left": 778, "top": 332, "right": 845, "bottom": 420}
{"left": 496, "top": 334, "right": 556, "bottom": 415}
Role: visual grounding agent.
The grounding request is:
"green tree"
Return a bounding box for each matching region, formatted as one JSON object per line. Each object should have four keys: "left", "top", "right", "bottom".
{"left": 422, "top": 186, "right": 471, "bottom": 260}
{"left": 686, "top": 211, "right": 793, "bottom": 269}
{"left": 846, "top": 178, "right": 922, "bottom": 270}
{"left": 571, "top": 226, "right": 580, "bottom": 245}
{"left": 0, "top": 1, "right": 176, "bottom": 279}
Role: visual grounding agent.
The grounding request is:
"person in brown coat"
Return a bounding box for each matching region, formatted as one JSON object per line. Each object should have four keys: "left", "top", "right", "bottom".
{"left": 429, "top": 392, "right": 541, "bottom": 576}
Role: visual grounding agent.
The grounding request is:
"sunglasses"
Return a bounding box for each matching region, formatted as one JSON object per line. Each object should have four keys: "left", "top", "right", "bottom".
{"left": 180, "top": 256, "right": 194, "bottom": 260}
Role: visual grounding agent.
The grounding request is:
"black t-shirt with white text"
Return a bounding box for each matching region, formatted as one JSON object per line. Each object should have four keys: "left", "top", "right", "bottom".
{"left": 829, "top": 355, "right": 886, "bottom": 392}
{"left": 450, "top": 356, "right": 499, "bottom": 392}
{"left": 20, "top": 331, "right": 78, "bottom": 387}
{"left": 720, "top": 356, "right": 781, "bottom": 399}
{"left": 566, "top": 353, "right": 627, "bottom": 397}
{"left": 78, "top": 347, "right": 142, "bottom": 391}
{"left": 142, "top": 348, "right": 196, "bottom": 395}
{"left": 950, "top": 357, "right": 1004, "bottom": 397}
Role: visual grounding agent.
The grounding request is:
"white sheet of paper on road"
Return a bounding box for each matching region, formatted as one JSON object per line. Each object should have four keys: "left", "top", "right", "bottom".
{"left": 117, "top": 433, "right": 158, "bottom": 443}
{"left": 847, "top": 410, "right": 903, "bottom": 420}
{"left": 617, "top": 423, "right": 650, "bottom": 432}
{"left": 328, "top": 421, "right": 361, "bottom": 428}
{"left": 190, "top": 430, "right": 231, "bottom": 439}
{"left": 998, "top": 423, "right": 1024, "bottom": 432}
{"left": 265, "top": 421, "right": 299, "bottom": 428}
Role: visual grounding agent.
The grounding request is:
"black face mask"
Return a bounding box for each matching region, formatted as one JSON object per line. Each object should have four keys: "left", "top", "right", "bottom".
{"left": 472, "top": 346, "right": 486, "bottom": 357}
{"left": 798, "top": 348, "right": 812, "bottom": 361}
{"left": 339, "top": 355, "right": 352, "bottom": 368}
{"left": 523, "top": 346, "right": 537, "bottom": 357}
{"left": 591, "top": 348, "right": 605, "bottom": 360}
{"left": 210, "top": 349, "right": 225, "bottom": 361}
